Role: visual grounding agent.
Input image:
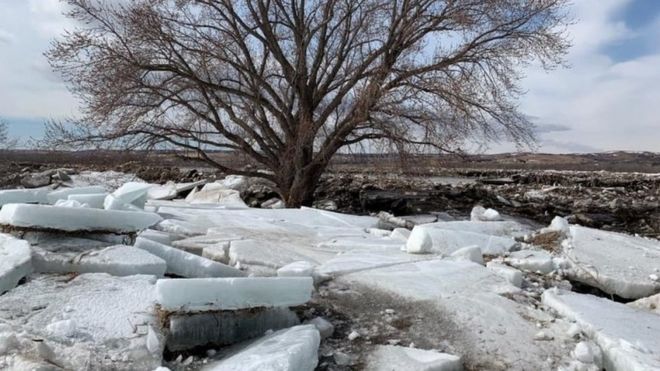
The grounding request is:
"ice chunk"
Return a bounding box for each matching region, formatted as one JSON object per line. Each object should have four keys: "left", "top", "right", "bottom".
{"left": 305, "top": 317, "right": 334, "bottom": 339}
{"left": 406, "top": 226, "right": 516, "bottom": 255}
{"left": 172, "top": 235, "right": 238, "bottom": 255}
{"left": 366, "top": 345, "right": 462, "bottom": 371}
{"left": 32, "top": 245, "right": 167, "bottom": 276}
{"left": 217, "top": 175, "right": 249, "bottom": 192}
{"left": 421, "top": 220, "right": 531, "bottom": 237}
{"left": 201, "top": 325, "right": 320, "bottom": 371}
{"left": 262, "top": 198, "right": 285, "bottom": 209}
{"left": 202, "top": 243, "right": 231, "bottom": 264}
{"left": 134, "top": 237, "right": 244, "bottom": 278}
{"left": 110, "top": 182, "right": 152, "bottom": 208}
{"left": 0, "top": 234, "right": 32, "bottom": 294}
{"left": 390, "top": 228, "right": 411, "bottom": 242}
{"left": 542, "top": 289, "right": 660, "bottom": 371}
{"left": 506, "top": 249, "right": 555, "bottom": 274}
{"left": 67, "top": 193, "right": 107, "bottom": 208}
{"left": 0, "top": 274, "right": 163, "bottom": 370}
{"left": 104, "top": 194, "right": 144, "bottom": 211}
{"left": 277, "top": 261, "right": 316, "bottom": 277}
{"left": 46, "top": 186, "right": 107, "bottom": 204}
{"left": 0, "top": 189, "right": 49, "bottom": 206}
{"left": 156, "top": 277, "right": 313, "bottom": 312}
{"left": 138, "top": 229, "right": 173, "bottom": 245}
{"left": 540, "top": 216, "right": 570, "bottom": 235}
{"left": 0, "top": 204, "right": 162, "bottom": 233}
{"left": 185, "top": 184, "right": 248, "bottom": 208}
{"left": 563, "top": 226, "right": 660, "bottom": 299}
{"left": 449, "top": 245, "right": 484, "bottom": 265}
{"left": 166, "top": 307, "right": 299, "bottom": 351}
{"left": 486, "top": 262, "right": 523, "bottom": 288}
{"left": 470, "top": 206, "right": 502, "bottom": 222}
{"left": 315, "top": 249, "right": 428, "bottom": 279}
{"left": 229, "top": 239, "right": 317, "bottom": 269}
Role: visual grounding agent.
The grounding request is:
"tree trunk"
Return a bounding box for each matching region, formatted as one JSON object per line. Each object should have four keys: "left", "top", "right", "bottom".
{"left": 279, "top": 167, "right": 323, "bottom": 208}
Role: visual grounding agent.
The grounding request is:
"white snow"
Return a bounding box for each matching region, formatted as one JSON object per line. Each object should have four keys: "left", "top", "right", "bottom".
{"left": 505, "top": 249, "right": 555, "bottom": 274}
{"left": 449, "top": 245, "right": 484, "bottom": 265}
{"left": 0, "top": 203, "right": 162, "bottom": 233}
{"left": 32, "top": 244, "right": 167, "bottom": 276}
{"left": 134, "top": 237, "right": 245, "bottom": 278}
{"left": 366, "top": 345, "right": 463, "bottom": 371}
{"left": 542, "top": 289, "right": 660, "bottom": 371}
{"left": 0, "top": 234, "right": 32, "bottom": 294}
{"left": 563, "top": 226, "right": 660, "bottom": 299}
{"left": 277, "top": 261, "right": 316, "bottom": 277}
{"left": 390, "top": 228, "right": 411, "bottom": 242}
{"left": 0, "top": 189, "right": 49, "bottom": 206}
{"left": 156, "top": 277, "right": 313, "bottom": 312}
{"left": 201, "top": 325, "right": 320, "bottom": 371}
{"left": 46, "top": 186, "right": 107, "bottom": 204}
{"left": 486, "top": 262, "right": 523, "bottom": 288}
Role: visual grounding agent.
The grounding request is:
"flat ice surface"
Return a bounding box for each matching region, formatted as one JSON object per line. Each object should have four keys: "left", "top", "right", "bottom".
{"left": 542, "top": 289, "right": 660, "bottom": 371}
{"left": 229, "top": 239, "right": 318, "bottom": 269}
{"left": 316, "top": 247, "right": 431, "bottom": 278}
{"left": 340, "top": 260, "right": 573, "bottom": 370}
{"left": 202, "top": 324, "right": 320, "bottom": 371}
{"left": 277, "top": 261, "right": 316, "bottom": 277}
{"left": 0, "top": 273, "right": 162, "bottom": 370}
{"left": 67, "top": 193, "right": 107, "bottom": 209}
{"left": 419, "top": 220, "right": 531, "bottom": 237}
{"left": 0, "top": 203, "right": 162, "bottom": 233}
{"left": 0, "top": 189, "right": 49, "bottom": 206}
{"left": 46, "top": 186, "right": 107, "bottom": 204}
{"left": 406, "top": 226, "right": 516, "bottom": 255}
{"left": 366, "top": 345, "right": 463, "bottom": 371}
{"left": 134, "top": 237, "right": 244, "bottom": 278}
{"left": 167, "top": 307, "right": 299, "bottom": 351}
{"left": 156, "top": 277, "right": 313, "bottom": 312}
{"left": 32, "top": 244, "right": 167, "bottom": 276}
{"left": 505, "top": 249, "right": 555, "bottom": 274}
{"left": 0, "top": 234, "right": 32, "bottom": 294}
{"left": 563, "top": 226, "right": 660, "bottom": 299}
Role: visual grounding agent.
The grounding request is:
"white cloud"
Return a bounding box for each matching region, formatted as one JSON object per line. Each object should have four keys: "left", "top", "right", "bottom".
{"left": 0, "top": 28, "right": 16, "bottom": 44}
{"left": 518, "top": 0, "right": 660, "bottom": 153}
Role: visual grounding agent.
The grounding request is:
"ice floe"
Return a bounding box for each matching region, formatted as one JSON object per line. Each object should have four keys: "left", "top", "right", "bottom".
{"left": 0, "top": 234, "right": 31, "bottom": 294}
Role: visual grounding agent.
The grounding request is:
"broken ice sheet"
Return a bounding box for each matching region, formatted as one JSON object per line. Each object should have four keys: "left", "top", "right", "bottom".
{"left": 365, "top": 345, "right": 463, "bottom": 371}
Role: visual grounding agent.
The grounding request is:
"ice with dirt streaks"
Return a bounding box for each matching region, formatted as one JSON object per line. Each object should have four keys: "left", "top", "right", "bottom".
{"left": 156, "top": 277, "right": 313, "bottom": 312}
{"left": 201, "top": 325, "right": 320, "bottom": 371}
{"left": 0, "top": 203, "right": 162, "bottom": 233}
{"left": 32, "top": 244, "right": 167, "bottom": 276}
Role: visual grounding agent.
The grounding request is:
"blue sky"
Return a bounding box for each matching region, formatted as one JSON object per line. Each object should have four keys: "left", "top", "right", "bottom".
{"left": 0, "top": 0, "right": 659, "bottom": 153}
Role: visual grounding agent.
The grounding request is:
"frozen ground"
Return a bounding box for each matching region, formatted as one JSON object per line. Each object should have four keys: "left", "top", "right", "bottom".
{"left": 0, "top": 171, "right": 658, "bottom": 370}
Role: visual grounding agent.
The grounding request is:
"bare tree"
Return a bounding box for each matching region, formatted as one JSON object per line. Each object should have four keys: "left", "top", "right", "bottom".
{"left": 0, "top": 119, "right": 17, "bottom": 150}
{"left": 46, "top": 0, "right": 570, "bottom": 206}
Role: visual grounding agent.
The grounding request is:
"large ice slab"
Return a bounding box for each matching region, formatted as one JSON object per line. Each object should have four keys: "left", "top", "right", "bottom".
{"left": 156, "top": 277, "right": 313, "bottom": 312}
{"left": 543, "top": 289, "right": 660, "bottom": 371}
{"left": 46, "top": 186, "right": 107, "bottom": 204}
{"left": 32, "top": 244, "right": 166, "bottom": 276}
{"left": 166, "top": 307, "right": 299, "bottom": 351}
{"left": 505, "top": 249, "right": 555, "bottom": 274}
{"left": 366, "top": 345, "right": 463, "bottom": 371}
{"left": 0, "top": 189, "right": 49, "bottom": 206}
{"left": 0, "top": 274, "right": 163, "bottom": 370}
{"left": 0, "top": 204, "right": 162, "bottom": 233}
{"left": 340, "top": 260, "right": 572, "bottom": 370}
{"left": 185, "top": 184, "right": 248, "bottom": 208}
{"left": 134, "top": 237, "right": 244, "bottom": 278}
{"left": 229, "top": 239, "right": 318, "bottom": 269}
{"left": 201, "top": 325, "right": 320, "bottom": 371}
{"left": 0, "top": 234, "right": 32, "bottom": 294}
{"left": 67, "top": 193, "right": 107, "bottom": 209}
{"left": 563, "top": 226, "right": 660, "bottom": 299}
{"left": 109, "top": 182, "right": 152, "bottom": 208}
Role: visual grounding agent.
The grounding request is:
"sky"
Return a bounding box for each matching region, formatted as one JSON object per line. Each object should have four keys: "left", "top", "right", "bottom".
{"left": 0, "top": 0, "right": 659, "bottom": 153}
